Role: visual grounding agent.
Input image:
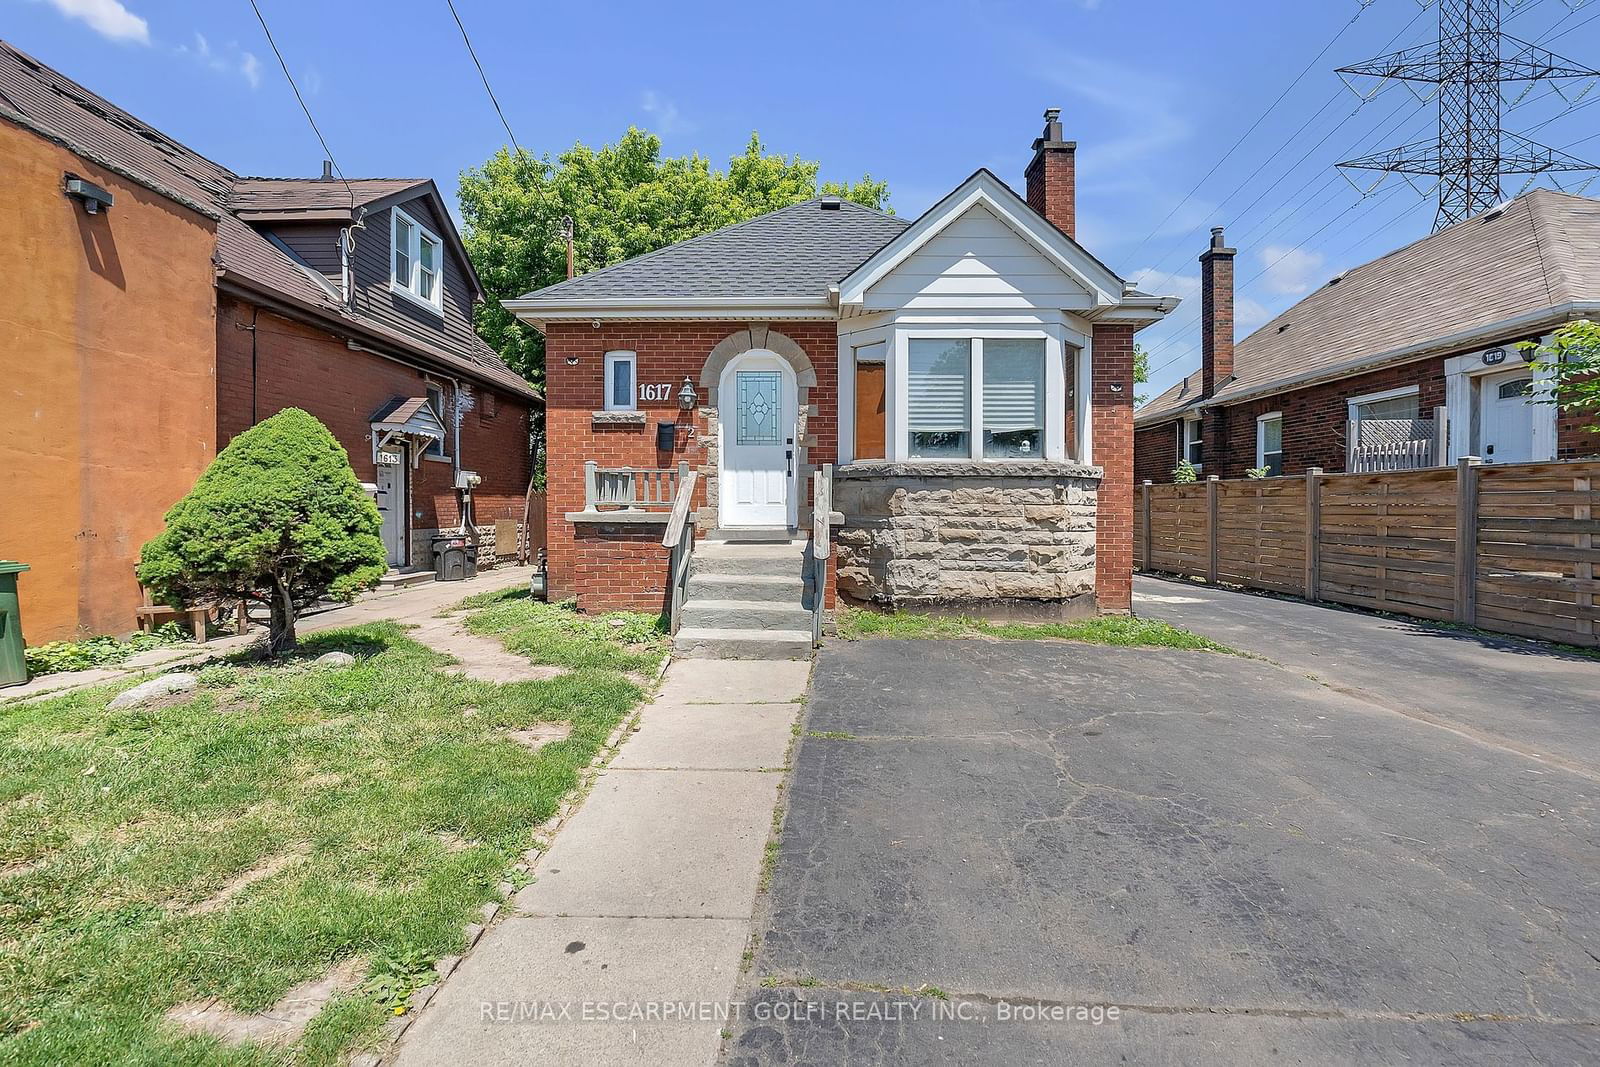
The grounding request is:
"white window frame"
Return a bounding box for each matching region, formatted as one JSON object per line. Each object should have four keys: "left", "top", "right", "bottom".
{"left": 891, "top": 327, "right": 1067, "bottom": 463}
{"left": 1346, "top": 384, "right": 1419, "bottom": 426}
{"left": 1256, "top": 411, "right": 1283, "bottom": 474}
{"left": 390, "top": 206, "right": 445, "bottom": 314}
{"left": 604, "top": 350, "right": 637, "bottom": 412}
{"left": 1178, "top": 414, "right": 1203, "bottom": 469}
{"left": 423, "top": 382, "right": 449, "bottom": 460}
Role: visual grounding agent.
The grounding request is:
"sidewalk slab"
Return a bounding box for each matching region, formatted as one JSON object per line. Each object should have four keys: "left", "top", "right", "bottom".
{"left": 655, "top": 659, "right": 811, "bottom": 705}
{"left": 611, "top": 703, "right": 797, "bottom": 771}
{"left": 515, "top": 769, "right": 780, "bottom": 919}
{"left": 393, "top": 916, "right": 747, "bottom": 1067}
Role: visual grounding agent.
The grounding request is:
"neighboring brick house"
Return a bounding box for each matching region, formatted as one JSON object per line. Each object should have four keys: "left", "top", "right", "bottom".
{"left": 506, "top": 110, "right": 1181, "bottom": 653}
{"left": 1135, "top": 190, "right": 1600, "bottom": 484}
{"left": 0, "top": 42, "right": 538, "bottom": 643}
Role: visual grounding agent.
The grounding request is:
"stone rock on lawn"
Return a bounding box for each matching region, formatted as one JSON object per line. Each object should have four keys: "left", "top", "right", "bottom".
{"left": 107, "top": 673, "right": 198, "bottom": 709}
{"left": 314, "top": 651, "right": 356, "bottom": 667}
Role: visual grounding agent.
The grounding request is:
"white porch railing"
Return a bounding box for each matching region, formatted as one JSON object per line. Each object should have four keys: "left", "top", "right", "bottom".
{"left": 1347, "top": 408, "right": 1449, "bottom": 473}
{"left": 584, "top": 461, "right": 687, "bottom": 510}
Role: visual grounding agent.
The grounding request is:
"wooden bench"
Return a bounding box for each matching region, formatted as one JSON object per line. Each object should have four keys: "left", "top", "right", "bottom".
{"left": 134, "top": 581, "right": 248, "bottom": 644}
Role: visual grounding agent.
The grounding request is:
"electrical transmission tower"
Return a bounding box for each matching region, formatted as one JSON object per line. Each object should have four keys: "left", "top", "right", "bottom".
{"left": 1337, "top": 0, "right": 1600, "bottom": 230}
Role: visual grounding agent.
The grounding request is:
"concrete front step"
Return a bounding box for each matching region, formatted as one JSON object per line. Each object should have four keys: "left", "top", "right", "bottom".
{"left": 686, "top": 573, "right": 805, "bottom": 603}
{"left": 673, "top": 627, "right": 814, "bottom": 660}
{"left": 377, "top": 569, "right": 435, "bottom": 590}
{"left": 680, "top": 599, "right": 811, "bottom": 632}
{"left": 691, "top": 542, "right": 808, "bottom": 578}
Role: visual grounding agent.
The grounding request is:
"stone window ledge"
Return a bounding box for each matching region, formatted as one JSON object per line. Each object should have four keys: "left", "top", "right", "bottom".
{"left": 566, "top": 509, "right": 670, "bottom": 524}
{"left": 835, "top": 460, "right": 1103, "bottom": 480}
{"left": 591, "top": 411, "right": 647, "bottom": 426}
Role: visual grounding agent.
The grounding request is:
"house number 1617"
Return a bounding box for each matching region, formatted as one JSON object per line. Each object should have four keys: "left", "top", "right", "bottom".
{"left": 639, "top": 383, "right": 674, "bottom": 402}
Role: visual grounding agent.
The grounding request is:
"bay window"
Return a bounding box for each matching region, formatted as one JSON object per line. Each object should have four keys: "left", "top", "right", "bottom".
{"left": 907, "top": 339, "right": 971, "bottom": 458}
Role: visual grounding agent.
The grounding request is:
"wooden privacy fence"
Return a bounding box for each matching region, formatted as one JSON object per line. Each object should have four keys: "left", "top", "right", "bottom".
{"left": 1136, "top": 459, "right": 1600, "bottom": 649}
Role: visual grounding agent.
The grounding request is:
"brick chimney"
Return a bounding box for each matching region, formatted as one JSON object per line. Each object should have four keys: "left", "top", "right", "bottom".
{"left": 1199, "top": 226, "right": 1236, "bottom": 398}
{"left": 1025, "top": 108, "right": 1076, "bottom": 238}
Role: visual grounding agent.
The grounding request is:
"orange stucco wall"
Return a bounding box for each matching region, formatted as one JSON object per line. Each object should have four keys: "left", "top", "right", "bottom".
{"left": 0, "top": 120, "right": 218, "bottom": 642}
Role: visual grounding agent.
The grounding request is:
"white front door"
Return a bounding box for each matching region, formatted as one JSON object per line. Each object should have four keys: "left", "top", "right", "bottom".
{"left": 375, "top": 447, "right": 408, "bottom": 567}
{"left": 1480, "top": 369, "right": 1536, "bottom": 464}
{"left": 720, "top": 352, "right": 796, "bottom": 528}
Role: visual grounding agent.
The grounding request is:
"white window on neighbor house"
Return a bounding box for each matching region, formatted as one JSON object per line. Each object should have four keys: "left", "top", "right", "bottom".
{"left": 604, "top": 351, "right": 637, "bottom": 412}
{"left": 424, "top": 383, "right": 448, "bottom": 459}
{"left": 392, "top": 207, "right": 444, "bottom": 312}
{"left": 1179, "top": 415, "right": 1203, "bottom": 467}
{"left": 1257, "top": 412, "right": 1283, "bottom": 476}
{"left": 907, "top": 338, "right": 972, "bottom": 458}
{"left": 1348, "top": 384, "right": 1420, "bottom": 426}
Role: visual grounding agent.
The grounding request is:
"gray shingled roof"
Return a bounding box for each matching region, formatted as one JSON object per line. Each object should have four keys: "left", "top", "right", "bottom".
{"left": 229, "top": 178, "right": 431, "bottom": 216}
{"left": 516, "top": 198, "right": 909, "bottom": 304}
{"left": 0, "top": 39, "right": 534, "bottom": 401}
{"left": 1136, "top": 188, "right": 1600, "bottom": 424}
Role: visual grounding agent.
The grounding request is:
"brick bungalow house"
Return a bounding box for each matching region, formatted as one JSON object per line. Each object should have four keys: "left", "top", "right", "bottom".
{"left": 0, "top": 42, "right": 539, "bottom": 643}
{"left": 1135, "top": 189, "right": 1600, "bottom": 484}
{"left": 507, "top": 110, "right": 1181, "bottom": 655}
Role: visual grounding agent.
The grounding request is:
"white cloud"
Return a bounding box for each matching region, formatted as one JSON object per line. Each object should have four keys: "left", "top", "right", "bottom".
{"left": 43, "top": 0, "right": 149, "bottom": 43}
{"left": 1129, "top": 266, "right": 1273, "bottom": 332}
{"left": 640, "top": 90, "right": 694, "bottom": 135}
{"left": 1259, "top": 244, "right": 1326, "bottom": 296}
{"left": 174, "top": 32, "right": 261, "bottom": 89}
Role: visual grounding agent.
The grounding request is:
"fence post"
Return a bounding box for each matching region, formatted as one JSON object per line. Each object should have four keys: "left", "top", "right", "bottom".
{"left": 1140, "top": 480, "right": 1153, "bottom": 572}
{"left": 1304, "top": 467, "right": 1322, "bottom": 601}
{"left": 1454, "top": 456, "right": 1482, "bottom": 625}
{"left": 1433, "top": 406, "right": 1449, "bottom": 467}
{"left": 583, "top": 460, "right": 597, "bottom": 510}
{"left": 1576, "top": 474, "right": 1593, "bottom": 642}
{"left": 1206, "top": 475, "right": 1220, "bottom": 585}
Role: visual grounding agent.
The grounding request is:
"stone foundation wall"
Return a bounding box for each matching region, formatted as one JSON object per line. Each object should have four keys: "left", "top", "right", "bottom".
{"left": 833, "top": 462, "right": 1100, "bottom": 612}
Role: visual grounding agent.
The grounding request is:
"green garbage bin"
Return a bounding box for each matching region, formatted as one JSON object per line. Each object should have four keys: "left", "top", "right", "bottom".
{"left": 0, "top": 562, "right": 29, "bottom": 688}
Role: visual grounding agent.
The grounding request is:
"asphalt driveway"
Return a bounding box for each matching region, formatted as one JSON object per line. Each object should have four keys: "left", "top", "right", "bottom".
{"left": 725, "top": 634, "right": 1600, "bottom": 1064}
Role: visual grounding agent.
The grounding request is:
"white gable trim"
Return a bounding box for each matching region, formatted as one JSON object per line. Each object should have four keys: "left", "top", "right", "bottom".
{"left": 837, "top": 170, "right": 1123, "bottom": 311}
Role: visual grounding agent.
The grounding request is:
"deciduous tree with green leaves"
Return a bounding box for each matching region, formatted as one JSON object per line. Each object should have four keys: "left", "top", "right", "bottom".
{"left": 137, "top": 409, "right": 386, "bottom": 655}
{"left": 458, "top": 129, "right": 891, "bottom": 386}
{"left": 1521, "top": 319, "right": 1600, "bottom": 446}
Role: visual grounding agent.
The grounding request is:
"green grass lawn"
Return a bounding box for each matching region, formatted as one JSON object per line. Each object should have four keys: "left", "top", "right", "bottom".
{"left": 0, "top": 597, "right": 664, "bottom": 1065}
{"left": 836, "top": 606, "right": 1237, "bottom": 653}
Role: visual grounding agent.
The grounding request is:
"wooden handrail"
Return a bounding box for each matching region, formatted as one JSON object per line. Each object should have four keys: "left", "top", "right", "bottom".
{"left": 661, "top": 468, "right": 697, "bottom": 549}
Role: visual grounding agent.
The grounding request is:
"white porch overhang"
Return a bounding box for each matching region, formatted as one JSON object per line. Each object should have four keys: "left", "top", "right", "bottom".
{"left": 370, "top": 396, "right": 446, "bottom": 467}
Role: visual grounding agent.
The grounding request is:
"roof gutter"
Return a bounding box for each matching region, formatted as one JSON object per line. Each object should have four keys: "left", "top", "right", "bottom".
{"left": 1194, "top": 301, "right": 1600, "bottom": 411}
{"left": 503, "top": 295, "right": 837, "bottom": 332}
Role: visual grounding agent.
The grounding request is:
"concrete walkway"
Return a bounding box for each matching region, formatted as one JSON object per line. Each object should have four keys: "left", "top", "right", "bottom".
{"left": 2, "top": 567, "right": 534, "bottom": 704}
{"left": 394, "top": 658, "right": 810, "bottom": 1067}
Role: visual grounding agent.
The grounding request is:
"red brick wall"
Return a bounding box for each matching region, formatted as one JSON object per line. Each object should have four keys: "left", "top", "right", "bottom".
{"left": 573, "top": 524, "right": 672, "bottom": 614}
{"left": 1134, "top": 419, "right": 1179, "bottom": 485}
{"left": 1092, "top": 323, "right": 1136, "bottom": 612}
{"left": 1024, "top": 148, "right": 1076, "bottom": 238}
{"left": 543, "top": 320, "right": 838, "bottom": 611}
{"left": 216, "top": 294, "right": 532, "bottom": 537}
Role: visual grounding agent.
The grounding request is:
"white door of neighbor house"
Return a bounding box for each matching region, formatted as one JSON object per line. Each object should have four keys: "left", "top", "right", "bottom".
{"left": 1480, "top": 370, "right": 1536, "bottom": 464}
{"left": 375, "top": 447, "right": 408, "bottom": 567}
{"left": 719, "top": 352, "right": 796, "bottom": 528}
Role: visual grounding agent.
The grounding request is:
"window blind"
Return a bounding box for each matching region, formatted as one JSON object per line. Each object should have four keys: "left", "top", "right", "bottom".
{"left": 907, "top": 339, "right": 970, "bottom": 433}
{"left": 982, "top": 340, "right": 1044, "bottom": 432}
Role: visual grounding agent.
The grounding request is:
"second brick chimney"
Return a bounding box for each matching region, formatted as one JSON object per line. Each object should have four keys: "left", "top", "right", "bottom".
{"left": 1199, "top": 226, "right": 1236, "bottom": 399}
{"left": 1025, "top": 108, "right": 1076, "bottom": 238}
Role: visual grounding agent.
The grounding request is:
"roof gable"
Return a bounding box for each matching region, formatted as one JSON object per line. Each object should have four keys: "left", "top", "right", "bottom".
{"left": 838, "top": 170, "right": 1123, "bottom": 311}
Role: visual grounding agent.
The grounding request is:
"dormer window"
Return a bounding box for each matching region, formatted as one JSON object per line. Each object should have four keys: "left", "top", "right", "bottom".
{"left": 391, "top": 207, "right": 444, "bottom": 313}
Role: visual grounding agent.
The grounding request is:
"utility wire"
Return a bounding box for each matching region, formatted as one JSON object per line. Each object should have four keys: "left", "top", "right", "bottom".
{"left": 247, "top": 0, "right": 356, "bottom": 209}
{"left": 1125, "top": 0, "right": 1380, "bottom": 263}
{"left": 444, "top": 0, "right": 522, "bottom": 156}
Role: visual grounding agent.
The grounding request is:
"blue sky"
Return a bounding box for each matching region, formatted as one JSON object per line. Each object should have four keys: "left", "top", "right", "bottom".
{"left": 10, "top": 0, "right": 1598, "bottom": 398}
